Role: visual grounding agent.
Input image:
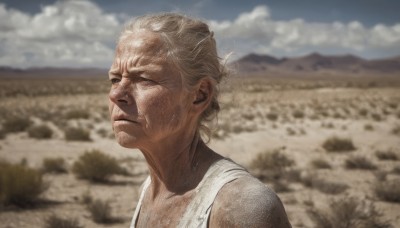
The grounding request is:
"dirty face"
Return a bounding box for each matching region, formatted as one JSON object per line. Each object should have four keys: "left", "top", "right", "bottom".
{"left": 108, "top": 30, "right": 193, "bottom": 149}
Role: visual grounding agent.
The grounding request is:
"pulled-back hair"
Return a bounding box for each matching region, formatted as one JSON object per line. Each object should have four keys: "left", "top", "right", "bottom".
{"left": 120, "top": 13, "right": 228, "bottom": 140}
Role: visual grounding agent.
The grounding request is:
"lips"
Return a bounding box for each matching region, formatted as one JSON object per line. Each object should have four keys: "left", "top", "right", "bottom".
{"left": 113, "top": 114, "right": 138, "bottom": 123}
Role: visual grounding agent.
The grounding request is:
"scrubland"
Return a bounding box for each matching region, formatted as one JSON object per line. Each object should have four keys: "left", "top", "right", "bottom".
{"left": 0, "top": 75, "right": 399, "bottom": 227}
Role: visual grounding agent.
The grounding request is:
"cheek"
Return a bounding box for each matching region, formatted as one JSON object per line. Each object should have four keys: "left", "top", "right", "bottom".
{"left": 141, "top": 92, "right": 186, "bottom": 129}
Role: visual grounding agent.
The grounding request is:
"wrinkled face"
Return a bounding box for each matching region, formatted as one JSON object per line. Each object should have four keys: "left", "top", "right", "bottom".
{"left": 108, "top": 30, "right": 193, "bottom": 149}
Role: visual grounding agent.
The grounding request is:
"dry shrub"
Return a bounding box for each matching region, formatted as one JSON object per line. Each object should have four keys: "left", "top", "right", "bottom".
{"left": 2, "top": 116, "right": 32, "bottom": 133}
{"left": 392, "top": 165, "right": 400, "bottom": 175}
{"left": 0, "top": 129, "right": 5, "bottom": 139}
{"left": 266, "top": 112, "right": 278, "bottom": 121}
{"left": 345, "top": 155, "right": 377, "bottom": 170}
{"left": 301, "top": 173, "right": 348, "bottom": 195}
{"left": 286, "top": 127, "right": 296, "bottom": 136}
{"left": 310, "top": 158, "right": 332, "bottom": 169}
{"left": 322, "top": 136, "right": 356, "bottom": 152}
{"left": 364, "top": 124, "right": 374, "bottom": 131}
{"left": 64, "top": 109, "right": 90, "bottom": 120}
{"left": 272, "top": 180, "right": 291, "bottom": 193}
{"left": 28, "top": 124, "right": 53, "bottom": 139}
{"left": 45, "top": 214, "right": 82, "bottom": 228}
{"left": 358, "top": 108, "right": 368, "bottom": 117}
{"left": 64, "top": 127, "right": 91, "bottom": 141}
{"left": 0, "top": 159, "right": 47, "bottom": 206}
{"left": 308, "top": 196, "right": 390, "bottom": 228}
{"left": 292, "top": 109, "right": 305, "bottom": 118}
{"left": 375, "top": 150, "right": 398, "bottom": 161}
{"left": 250, "top": 149, "right": 295, "bottom": 183}
{"left": 42, "top": 157, "right": 67, "bottom": 173}
{"left": 392, "top": 125, "right": 400, "bottom": 135}
{"left": 86, "top": 198, "right": 121, "bottom": 224}
{"left": 375, "top": 179, "right": 400, "bottom": 203}
{"left": 371, "top": 113, "right": 383, "bottom": 121}
{"left": 250, "top": 149, "right": 294, "bottom": 171}
{"left": 72, "top": 150, "right": 128, "bottom": 182}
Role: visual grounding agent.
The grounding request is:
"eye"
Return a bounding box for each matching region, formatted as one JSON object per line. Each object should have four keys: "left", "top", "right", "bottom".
{"left": 137, "top": 77, "right": 156, "bottom": 84}
{"left": 110, "top": 78, "right": 120, "bottom": 85}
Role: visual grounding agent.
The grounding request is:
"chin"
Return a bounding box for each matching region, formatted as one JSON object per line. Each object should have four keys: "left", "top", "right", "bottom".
{"left": 114, "top": 131, "right": 140, "bottom": 149}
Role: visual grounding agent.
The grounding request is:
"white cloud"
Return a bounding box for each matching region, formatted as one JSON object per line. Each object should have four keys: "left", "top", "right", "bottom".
{"left": 209, "top": 5, "right": 400, "bottom": 59}
{"left": 0, "top": 1, "right": 121, "bottom": 68}
{"left": 1, "top": 2, "right": 399, "bottom": 68}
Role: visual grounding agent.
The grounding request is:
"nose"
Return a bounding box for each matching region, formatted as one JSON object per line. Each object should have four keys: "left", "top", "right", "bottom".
{"left": 109, "top": 80, "right": 134, "bottom": 105}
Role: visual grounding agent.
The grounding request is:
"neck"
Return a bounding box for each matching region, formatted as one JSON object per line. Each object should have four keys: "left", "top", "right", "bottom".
{"left": 139, "top": 130, "right": 218, "bottom": 199}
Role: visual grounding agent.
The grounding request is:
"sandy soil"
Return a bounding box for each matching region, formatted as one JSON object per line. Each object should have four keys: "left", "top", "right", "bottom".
{"left": 0, "top": 85, "right": 400, "bottom": 228}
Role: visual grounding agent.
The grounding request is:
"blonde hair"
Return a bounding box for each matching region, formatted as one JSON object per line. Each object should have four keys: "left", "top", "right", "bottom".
{"left": 120, "top": 13, "right": 228, "bottom": 140}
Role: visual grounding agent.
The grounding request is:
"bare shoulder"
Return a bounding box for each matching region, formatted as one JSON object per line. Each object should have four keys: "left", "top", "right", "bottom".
{"left": 209, "top": 175, "right": 291, "bottom": 228}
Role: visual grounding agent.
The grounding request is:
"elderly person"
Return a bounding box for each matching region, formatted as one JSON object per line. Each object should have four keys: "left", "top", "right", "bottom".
{"left": 109, "top": 13, "right": 291, "bottom": 227}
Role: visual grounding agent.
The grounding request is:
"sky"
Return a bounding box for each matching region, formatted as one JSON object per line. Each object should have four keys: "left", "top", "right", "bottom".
{"left": 0, "top": 0, "right": 399, "bottom": 68}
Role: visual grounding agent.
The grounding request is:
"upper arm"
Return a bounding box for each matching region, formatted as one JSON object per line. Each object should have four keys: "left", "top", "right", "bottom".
{"left": 209, "top": 176, "right": 291, "bottom": 228}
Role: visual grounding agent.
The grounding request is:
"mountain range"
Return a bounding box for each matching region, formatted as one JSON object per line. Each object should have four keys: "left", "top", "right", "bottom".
{"left": 231, "top": 53, "right": 400, "bottom": 76}
{"left": 1, "top": 53, "right": 400, "bottom": 78}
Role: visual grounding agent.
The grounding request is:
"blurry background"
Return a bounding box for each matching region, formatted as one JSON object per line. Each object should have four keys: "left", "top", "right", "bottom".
{"left": 0, "top": 1, "right": 399, "bottom": 228}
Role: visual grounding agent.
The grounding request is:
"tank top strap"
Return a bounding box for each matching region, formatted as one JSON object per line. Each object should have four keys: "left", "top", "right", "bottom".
{"left": 130, "top": 176, "right": 151, "bottom": 228}
{"left": 178, "top": 159, "right": 250, "bottom": 228}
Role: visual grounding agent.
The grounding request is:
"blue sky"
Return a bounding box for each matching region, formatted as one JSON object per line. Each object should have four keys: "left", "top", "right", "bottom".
{"left": 0, "top": 0, "right": 399, "bottom": 68}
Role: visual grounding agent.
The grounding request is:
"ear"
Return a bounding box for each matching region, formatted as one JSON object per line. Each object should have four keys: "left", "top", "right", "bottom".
{"left": 191, "top": 78, "right": 213, "bottom": 113}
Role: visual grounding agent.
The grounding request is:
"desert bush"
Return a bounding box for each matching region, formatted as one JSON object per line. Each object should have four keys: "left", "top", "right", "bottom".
{"left": 375, "top": 150, "right": 398, "bottom": 161}
{"left": 42, "top": 157, "right": 67, "bottom": 173}
{"left": 87, "top": 198, "right": 118, "bottom": 224}
{"left": 0, "top": 159, "right": 47, "bottom": 206}
{"left": 308, "top": 196, "right": 390, "bottom": 228}
{"left": 392, "top": 165, "right": 400, "bottom": 175}
{"left": 371, "top": 113, "right": 383, "bottom": 121}
{"left": 64, "top": 109, "right": 90, "bottom": 120}
{"left": 364, "top": 124, "right": 374, "bottom": 131}
{"left": 45, "top": 214, "right": 82, "bottom": 228}
{"left": 391, "top": 125, "right": 400, "bottom": 135}
{"left": 272, "top": 180, "right": 291, "bottom": 193}
{"left": 81, "top": 189, "right": 93, "bottom": 205}
{"left": 2, "top": 116, "right": 32, "bottom": 133}
{"left": 322, "top": 136, "right": 356, "bottom": 152}
{"left": 0, "top": 129, "right": 5, "bottom": 139}
{"left": 358, "top": 108, "right": 368, "bottom": 117}
{"left": 292, "top": 110, "right": 305, "bottom": 118}
{"left": 96, "top": 128, "right": 109, "bottom": 138}
{"left": 64, "top": 127, "right": 91, "bottom": 141}
{"left": 286, "top": 127, "right": 296, "bottom": 136}
{"left": 250, "top": 149, "right": 294, "bottom": 171}
{"left": 28, "top": 124, "right": 53, "bottom": 139}
{"left": 312, "top": 179, "right": 348, "bottom": 195}
{"left": 242, "top": 113, "right": 255, "bottom": 121}
{"left": 72, "top": 150, "right": 128, "bottom": 182}
{"left": 310, "top": 158, "right": 332, "bottom": 169}
{"left": 375, "top": 179, "right": 400, "bottom": 203}
{"left": 266, "top": 112, "right": 278, "bottom": 121}
{"left": 345, "top": 156, "right": 377, "bottom": 170}
{"left": 301, "top": 173, "right": 348, "bottom": 195}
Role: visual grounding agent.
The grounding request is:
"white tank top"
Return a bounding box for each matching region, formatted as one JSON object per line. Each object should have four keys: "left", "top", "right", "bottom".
{"left": 130, "top": 158, "right": 251, "bottom": 228}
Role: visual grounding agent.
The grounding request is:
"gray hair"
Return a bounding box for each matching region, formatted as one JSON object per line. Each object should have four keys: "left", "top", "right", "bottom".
{"left": 119, "top": 13, "right": 228, "bottom": 140}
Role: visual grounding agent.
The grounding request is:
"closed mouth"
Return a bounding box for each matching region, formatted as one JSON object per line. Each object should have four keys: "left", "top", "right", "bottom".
{"left": 113, "top": 116, "right": 138, "bottom": 123}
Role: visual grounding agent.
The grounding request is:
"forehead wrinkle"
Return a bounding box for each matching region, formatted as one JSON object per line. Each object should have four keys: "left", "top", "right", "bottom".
{"left": 117, "top": 31, "right": 167, "bottom": 58}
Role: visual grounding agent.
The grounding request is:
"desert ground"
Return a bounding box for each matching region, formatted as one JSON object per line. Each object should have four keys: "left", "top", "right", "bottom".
{"left": 0, "top": 75, "right": 400, "bottom": 228}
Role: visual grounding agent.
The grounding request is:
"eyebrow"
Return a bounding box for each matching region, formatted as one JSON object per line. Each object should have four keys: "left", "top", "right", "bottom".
{"left": 108, "top": 68, "right": 146, "bottom": 78}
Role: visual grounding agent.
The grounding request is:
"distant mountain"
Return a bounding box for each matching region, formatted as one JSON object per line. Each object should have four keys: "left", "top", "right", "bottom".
{"left": 1, "top": 53, "right": 400, "bottom": 79}
{"left": 0, "top": 67, "right": 108, "bottom": 79}
{"left": 232, "top": 53, "right": 400, "bottom": 76}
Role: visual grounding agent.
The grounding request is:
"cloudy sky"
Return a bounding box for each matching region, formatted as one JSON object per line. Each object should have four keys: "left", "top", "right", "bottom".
{"left": 1, "top": 0, "right": 399, "bottom": 68}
